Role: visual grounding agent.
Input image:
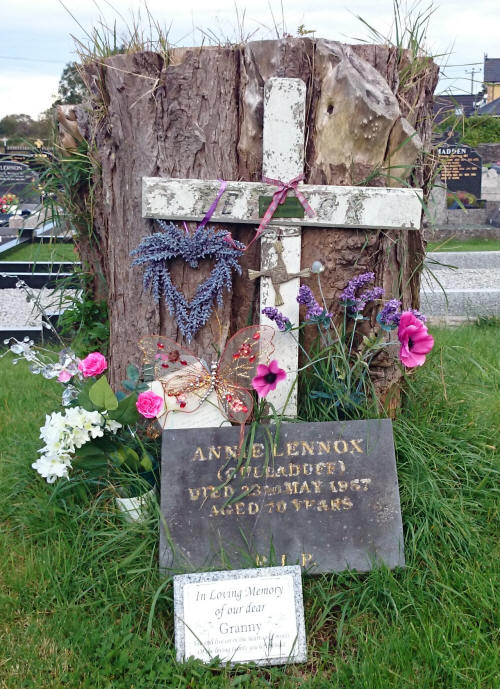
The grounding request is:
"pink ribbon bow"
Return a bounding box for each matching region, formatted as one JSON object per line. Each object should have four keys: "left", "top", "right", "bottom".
{"left": 246, "top": 174, "right": 315, "bottom": 249}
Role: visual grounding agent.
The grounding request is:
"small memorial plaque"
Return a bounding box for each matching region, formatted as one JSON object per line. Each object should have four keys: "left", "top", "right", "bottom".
{"left": 160, "top": 419, "right": 404, "bottom": 573}
{"left": 174, "top": 565, "right": 306, "bottom": 665}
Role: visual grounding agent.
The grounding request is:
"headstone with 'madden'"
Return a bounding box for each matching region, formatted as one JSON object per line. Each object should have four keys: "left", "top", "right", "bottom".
{"left": 160, "top": 418, "right": 405, "bottom": 574}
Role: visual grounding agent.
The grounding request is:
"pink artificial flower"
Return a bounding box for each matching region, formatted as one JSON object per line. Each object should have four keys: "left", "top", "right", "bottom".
{"left": 136, "top": 391, "right": 165, "bottom": 418}
{"left": 251, "top": 360, "right": 286, "bottom": 398}
{"left": 78, "top": 352, "right": 108, "bottom": 378}
{"left": 57, "top": 370, "right": 73, "bottom": 383}
{"left": 398, "top": 311, "right": 434, "bottom": 368}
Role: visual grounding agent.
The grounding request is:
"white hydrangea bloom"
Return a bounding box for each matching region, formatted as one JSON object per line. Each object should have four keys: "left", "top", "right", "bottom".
{"left": 32, "top": 453, "right": 72, "bottom": 484}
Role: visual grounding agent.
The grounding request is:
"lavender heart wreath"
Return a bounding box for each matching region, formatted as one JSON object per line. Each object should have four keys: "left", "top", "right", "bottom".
{"left": 131, "top": 220, "right": 245, "bottom": 342}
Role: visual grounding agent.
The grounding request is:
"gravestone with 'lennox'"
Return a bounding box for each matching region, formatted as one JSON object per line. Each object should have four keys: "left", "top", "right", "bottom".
{"left": 160, "top": 419, "right": 404, "bottom": 574}
{"left": 0, "top": 160, "right": 40, "bottom": 202}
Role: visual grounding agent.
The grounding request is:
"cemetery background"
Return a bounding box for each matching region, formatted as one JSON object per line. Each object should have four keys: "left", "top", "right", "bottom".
{"left": 0, "top": 10, "right": 499, "bottom": 689}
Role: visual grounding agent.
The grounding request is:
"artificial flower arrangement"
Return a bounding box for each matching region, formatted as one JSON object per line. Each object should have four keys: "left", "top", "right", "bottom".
{"left": 0, "top": 193, "right": 19, "bottom": 214}
{"left": 3, "top": 338, "right": 163, "bottom": 489}
{"left": 262, "top": 265, "right": 434, "bottom": 419}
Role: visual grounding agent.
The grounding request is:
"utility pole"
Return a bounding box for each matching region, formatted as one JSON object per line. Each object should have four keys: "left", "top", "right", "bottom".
{"left": 465, "top": 67, "right": 478, "bottom": 95}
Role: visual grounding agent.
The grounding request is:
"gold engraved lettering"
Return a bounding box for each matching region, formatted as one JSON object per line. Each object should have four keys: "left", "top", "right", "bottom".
{"left": 304, "top": 499, "right": 315, "bottom": 510}
{"left": 301, "top": 441, "right": 315, "bottom": 456}
{"left": 188, "top": 488, "right": 200, "bottom": 501}
{"left": 234, "top": 502, "right": 245, "bottom": 516}
{"left": 291, "top": 498, "right": 302, "bottom": 511}
{"left": 192, "top": 447, "right": 206, "bottom": 461}
{"left": 327, "top": 462, "right": 337, "bottom": 475}
{"left": 329, "top": 481, "right": 338, "bottom": 493}
{"left": 311, "top": 480, "right": 322, "bottom": 493}
{"left": 210, "top": 487, "right": 220, "bottom": 499}
{"left": 288, "top": 463, "right": 300, "bottom": 477}
{"left": 256, "top": 554, "right": 267, "bottom": 565}
{"left": 334, "top": 440, "right": 348, "bottom": 454}
{"left": 338, "top": 481, "right": 348, "bottom": 492}
{"left": 252, "top": 443, "right": 264, "bottom": 459}
{"left": 317, "top": 441, "right": 331, "bottom": 455}
{"left": 316, "top": 499, "right": 328, "bottom": 511}
{"left": 350, "top": 479, "right": 361, "bottom": 491}
{"left": 302, "top": 463, "right": 313, "bottom": 476}
{"left": 208, "top": 446, "right": 221, "bottom": 460}
{"left": 250, "top": 483, "right": 261, "bottom": 497}
{"left": 276, "top": 500, "right": 287, "bottom": 513}
{"left": 281, "top": 553, "right": 287, "bottom": 566}
{"left": 265, "top": 466, "right": 275, "bottom": 478}
{"left": 342, "top": 497, "right": 354, "bottom": 509}
{"left": 350, "top": 439, "right": 364, "bottom": 453}
{"left": 253, "top": 467, "right": 263, "bottom": 479}
{"left": 330, "top": 498, "right": 342, "bottom": 510}
{"left": 287, "top": 441, "right": 299, "bottom": 456}
{"left": 224, "top": 445, "right": 239, "bottom": 459}
{"left": 275, "top": 465, "right": 288, "bottom": 478}
{"left": 316, "top": 462, "right": 326, "bottom": 475}
{"left": 338, "top": 460, "right": 346, "bottom": 473}
{"left": 248, "top": 502, "right": 259, "bottom": 515}
{"left": 300, "top": 481, "right": 311, "bottom": 494}
{"left": 223, "top": 485, "right": 234, "bottom": 498}
{"left": 273, "top": 444, "right": 284, "bottom": 457}
{"left": 360, "top": 478, "right": 372, "bottom": 490}
{"left": 301, "top": 553, "right": 313, "bottom": 566}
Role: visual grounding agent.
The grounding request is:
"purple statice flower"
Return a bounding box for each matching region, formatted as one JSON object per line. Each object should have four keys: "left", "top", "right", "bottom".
{"left": 340, "top": 272, "right": 384, "bottom": 315}
{"left": 262, "top": 306, "right": 291, "bottom": 331}
{"left": 296, "top": 285, "right": 332, "bottom": 321}
{"left": 378, "top": 299, "right": 402, "bottom": 327}
{"left": 409, "top": 308, "right": 427, "bottom": 324}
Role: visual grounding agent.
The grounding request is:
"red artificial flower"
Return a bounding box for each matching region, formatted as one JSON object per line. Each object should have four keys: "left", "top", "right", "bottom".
{"left": 398, "top": 311, "right": 434, "bottom": 368}
{"left": 251, "top": 360, "right": 286, "bottom": 398}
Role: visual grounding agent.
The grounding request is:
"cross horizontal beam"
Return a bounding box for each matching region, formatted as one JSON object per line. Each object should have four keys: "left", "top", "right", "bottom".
{"left": 142, "top": 177, "right": 423, "bottom": 231}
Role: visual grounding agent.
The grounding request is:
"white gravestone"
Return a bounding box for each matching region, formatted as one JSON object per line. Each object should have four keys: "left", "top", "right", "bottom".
{"left": 142, "top": 78, "right": 423, "bottom": 416}
{"left": 174, "top": 565, "right": 306, "bottom": 666}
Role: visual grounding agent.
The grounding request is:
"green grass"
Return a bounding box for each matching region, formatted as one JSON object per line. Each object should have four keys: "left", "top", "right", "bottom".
{"left": 0, "top": 241, "right": 78, "bottom": 263}
{"left": 427, "top": 238, "right": 500, "bottom": 252}
{"left": 0, "top": 323, "right": 499, "bottom": 688}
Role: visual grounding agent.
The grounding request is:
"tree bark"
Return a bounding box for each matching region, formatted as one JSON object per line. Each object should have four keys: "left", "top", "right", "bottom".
{"left": 82, "top": 38, "right": 438, "bottom": 400}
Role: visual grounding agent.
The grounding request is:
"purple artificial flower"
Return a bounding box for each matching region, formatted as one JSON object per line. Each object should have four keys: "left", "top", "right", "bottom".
{"left": 340, "top": 273, "right": 384, "bottom": 315}
{"left": 262, "top": 306, "right": 291, "bottom": 331}
{"left": 409, "top": 308, "right": 427, "bottom": 324}
{"left": 378, "top": 299, "right": 402, "bottom": 327}
{"left": 296, "top": 285, "right": 332, "bottom": 321}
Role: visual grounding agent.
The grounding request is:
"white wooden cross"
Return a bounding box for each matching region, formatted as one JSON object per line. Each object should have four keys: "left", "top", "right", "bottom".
{"left": 142, "top": 78, "right": 423, "bottom": 417}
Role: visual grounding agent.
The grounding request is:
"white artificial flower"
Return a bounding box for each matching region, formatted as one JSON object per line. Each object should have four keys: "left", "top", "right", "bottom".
{"left": 32, "top": 453, "right": 72, "bottom": 484}
{"left": 106, "top": 420, "right": 122, "bottom": 434}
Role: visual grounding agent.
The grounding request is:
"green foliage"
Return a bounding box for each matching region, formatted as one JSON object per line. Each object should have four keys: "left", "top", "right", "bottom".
{"left": 57, "top": 292, "right": 109, "bottom": 357}
{"left": 52, "top": 61, "right": 86, "bottom": 107}
{"left": 0, "top": 240, "right": 78, "bottom": 263}
{"left": 0, "top": 112, "right": 52, "bottom": 144}
{"left": 0, "top": 323, "right": 498, "bottom": 687}
{"left": 88, "top": 375, "right": 118, "bottom": 410}
{"left": 427, "top": 237, "right": 500, "bottom": 252}
{"left": 461, "top": 115, "right": 500, "bottom": 146}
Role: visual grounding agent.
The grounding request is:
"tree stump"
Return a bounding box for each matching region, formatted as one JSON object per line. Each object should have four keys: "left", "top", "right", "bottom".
{"left": 81, "top": 38, "right": 438, "bottom": 402}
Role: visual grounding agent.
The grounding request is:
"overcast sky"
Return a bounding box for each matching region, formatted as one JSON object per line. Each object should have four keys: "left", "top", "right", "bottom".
{"left": 0, "top": 0, "right": 498, "bottom": 119}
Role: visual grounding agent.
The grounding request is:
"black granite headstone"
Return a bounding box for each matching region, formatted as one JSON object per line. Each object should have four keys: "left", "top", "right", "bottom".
{"left": 0, "top": 160, "right": 40, "bottom": 202}
{"left": 437, "top": 144, "right": 482, "bottom": 199}
{"left": 160, "top": 419, "right": 404, "bottom": 574}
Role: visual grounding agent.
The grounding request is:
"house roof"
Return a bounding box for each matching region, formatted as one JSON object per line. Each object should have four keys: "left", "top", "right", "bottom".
{"left": 484, "top": 57, "right": 500, "bottom": 83}
{"left": 433, "top": 94, "right": 479, "bottom": 122}
{"left": 477, "top": 96, "right": 500, "bottom": 115}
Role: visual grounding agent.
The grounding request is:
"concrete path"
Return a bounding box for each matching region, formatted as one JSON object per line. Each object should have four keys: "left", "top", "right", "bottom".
{"left": 421, "top": 251, "right": 500, "bottom": 324}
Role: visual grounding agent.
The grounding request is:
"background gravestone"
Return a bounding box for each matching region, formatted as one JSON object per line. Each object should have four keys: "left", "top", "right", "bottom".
{"left": 437, "top": 144, "right": 482, "bottom": 200}
{"left": 0, "top": 160, "right": 40, "bottom": 203}
{"left": 160, "top": 419, "right": 405, "bottom": 574}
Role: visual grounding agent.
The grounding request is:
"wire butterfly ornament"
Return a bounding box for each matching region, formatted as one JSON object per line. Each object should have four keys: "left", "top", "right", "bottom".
{"left": 138, "top": 326, "right": 276, "bottom": 435}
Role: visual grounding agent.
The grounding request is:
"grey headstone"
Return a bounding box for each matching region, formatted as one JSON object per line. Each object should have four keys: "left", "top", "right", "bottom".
{"left": 0, "top": 161, "right": 40, "bottom": 202}
{"left": 160, "top": 419, "right": 404, "bottom": 574}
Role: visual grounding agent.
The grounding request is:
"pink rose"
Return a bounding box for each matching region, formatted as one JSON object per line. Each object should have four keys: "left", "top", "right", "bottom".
{"left": 136, "top": 391, "right": 164, "bottom": 418}
{"left": 78, "top": 352, "right": 108, "bottom": 378}
{"left": 398, "top": 311, "right": 434, "bottom": 368}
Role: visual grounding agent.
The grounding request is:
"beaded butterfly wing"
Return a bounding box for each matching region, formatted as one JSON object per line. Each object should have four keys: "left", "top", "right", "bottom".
{"left": 138, "top": 325, "right": 275, "bottom": 426}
